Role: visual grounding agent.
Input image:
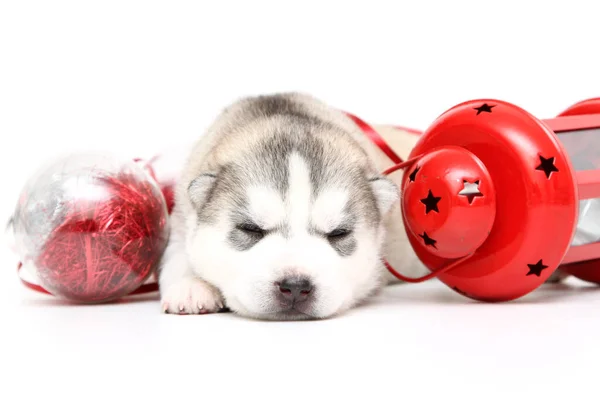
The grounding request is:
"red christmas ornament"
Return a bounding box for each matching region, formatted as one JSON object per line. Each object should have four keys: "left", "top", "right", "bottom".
{"left": 353, "top": 97, "right": 600, "bottom": 302}
{"left": 11, "top": 152, "right": 170, "bottom": 303}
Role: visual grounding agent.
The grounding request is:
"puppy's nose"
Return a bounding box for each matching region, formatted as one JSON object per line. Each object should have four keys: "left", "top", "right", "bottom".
{"left": 277, "top": 277, "right": 313, "bottom": 301}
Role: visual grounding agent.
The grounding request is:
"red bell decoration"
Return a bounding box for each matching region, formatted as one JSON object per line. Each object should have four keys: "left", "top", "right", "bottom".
{"left": 11, "top": 152, "right": 170, "bottom": 303}
{"left": 381, "top": 98, "right": 600, "bottom": 302}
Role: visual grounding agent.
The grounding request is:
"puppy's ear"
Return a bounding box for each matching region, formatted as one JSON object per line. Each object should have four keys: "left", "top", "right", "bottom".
{"left": 188, "top": 173, "right": 217, "bottom": 209}
{"left": 369, "top": 176, "right": 399, "bottom": 215}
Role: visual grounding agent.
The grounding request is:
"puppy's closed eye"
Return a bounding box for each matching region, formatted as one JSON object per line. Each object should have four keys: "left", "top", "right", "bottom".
{"left": 327, "top": 228, "right": 352, "bottom": 240}
{"left": 236, "top": 222, "right": 266, "bottom": 238}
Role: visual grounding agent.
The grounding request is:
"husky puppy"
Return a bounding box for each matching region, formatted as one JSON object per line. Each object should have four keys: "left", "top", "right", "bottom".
{"left": 158, "top": 92, "right": 426, "bottom": 320}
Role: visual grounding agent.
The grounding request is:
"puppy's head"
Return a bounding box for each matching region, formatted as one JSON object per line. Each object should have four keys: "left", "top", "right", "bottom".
{"left": 186, "top": 129, "right": 398, "bottom": 320}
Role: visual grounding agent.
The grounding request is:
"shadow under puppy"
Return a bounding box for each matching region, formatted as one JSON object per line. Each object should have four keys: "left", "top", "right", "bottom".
{"left": 159, "top": 92, "right": 427, "bottom": 320}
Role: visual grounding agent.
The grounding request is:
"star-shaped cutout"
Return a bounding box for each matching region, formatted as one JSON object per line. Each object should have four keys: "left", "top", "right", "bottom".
{"left": 419, "top": 231, "right": 437, "bottom": 248}
{"left": 458, "top": 180, "right": 483, "bottom": 204}
{"left": 420, "top": 189, "right": 441, "bottom": 214}
{"left": 526, "top": 259, "right": 549, "bottom": 277}
{"left": 474, "top": 103, "right": 496, "bottom": 115}
{"left": 408, "top": 165, "right": 420, "bottom": 182}
{"left": 535, "top": 155, "right": 559, "bottom": 179}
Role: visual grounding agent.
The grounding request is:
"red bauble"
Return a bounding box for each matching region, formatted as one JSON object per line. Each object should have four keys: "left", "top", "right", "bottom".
{"left": 12, "top": 153, "right": 170, "bottom": 303}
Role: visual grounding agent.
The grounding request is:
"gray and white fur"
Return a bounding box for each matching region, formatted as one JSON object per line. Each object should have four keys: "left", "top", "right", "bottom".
{"left": 158, "top": 92, "right": 426, "bottom": 320}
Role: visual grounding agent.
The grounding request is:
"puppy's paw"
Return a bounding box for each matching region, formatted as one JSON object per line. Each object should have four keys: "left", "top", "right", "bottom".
{"left": 161, "top": 277, "right": 224, "bottom": 315}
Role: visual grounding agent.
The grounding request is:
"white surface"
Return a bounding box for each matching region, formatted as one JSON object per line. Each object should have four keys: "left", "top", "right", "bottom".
{"left": 2, "top": 1, "right": 600, "bottom": 399}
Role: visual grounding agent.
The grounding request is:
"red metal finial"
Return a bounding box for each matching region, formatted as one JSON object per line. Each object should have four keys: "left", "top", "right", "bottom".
{"left": 402, "top": 146, "right": 496, "bottom": 259}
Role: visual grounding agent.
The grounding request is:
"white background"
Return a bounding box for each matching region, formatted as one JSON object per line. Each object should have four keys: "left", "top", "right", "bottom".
{"left": 1, "top": 1, "right": 600, "bottom": 399}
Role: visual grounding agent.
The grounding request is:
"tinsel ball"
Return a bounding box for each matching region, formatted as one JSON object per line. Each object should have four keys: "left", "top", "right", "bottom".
{"left": 11, "top": 152, "right": 170, "bottom": 303}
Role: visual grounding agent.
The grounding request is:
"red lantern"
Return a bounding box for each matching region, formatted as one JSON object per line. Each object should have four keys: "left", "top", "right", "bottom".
{"left": 380, "top": 98, "right": 600, "bottom": 302}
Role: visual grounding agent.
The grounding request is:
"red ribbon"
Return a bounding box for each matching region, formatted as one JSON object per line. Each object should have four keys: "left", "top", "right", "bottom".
{"left": 345, "top": 112, "right": 422, "bottom": 164}
{"left": 345, "top": 113, "right": 405, "bottom": 164}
